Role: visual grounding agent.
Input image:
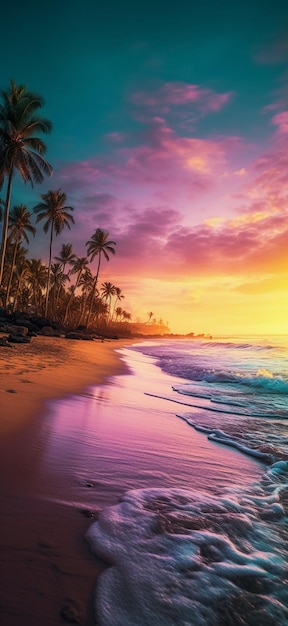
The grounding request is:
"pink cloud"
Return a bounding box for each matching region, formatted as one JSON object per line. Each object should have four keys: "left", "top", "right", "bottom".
{"left": 272, "top": 111, "right": 288, "bottom": 134}
{"left": 57, "top": 118, "right": 241, "bottom": 210}
{"left": 130, "top": 81, "right": 232, "bottom": 115}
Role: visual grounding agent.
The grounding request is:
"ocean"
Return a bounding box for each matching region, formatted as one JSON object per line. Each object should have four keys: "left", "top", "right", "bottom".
{"left": 40, "top": 335, "right": 288, "bottom": 625}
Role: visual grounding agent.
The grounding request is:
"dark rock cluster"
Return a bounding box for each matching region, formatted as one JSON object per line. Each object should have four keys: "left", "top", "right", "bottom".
{"left": 0, "top": 308, "right": 119, "bottom": 345}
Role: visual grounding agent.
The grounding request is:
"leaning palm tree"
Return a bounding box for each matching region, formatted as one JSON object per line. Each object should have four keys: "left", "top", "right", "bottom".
{"left": 85, "top": 228, "right": 116, "bottom": 327}
{"left": 0, "top": 80, "right": 52, "bottom": 286}
{"left": 34, "top": 189, "right": 74, "bottom": 317}
{"left": 5, "top": 204, "right": 36, "bottom": 306}
{"left": 63, "top": 256, "right": 89, "bottom": 324}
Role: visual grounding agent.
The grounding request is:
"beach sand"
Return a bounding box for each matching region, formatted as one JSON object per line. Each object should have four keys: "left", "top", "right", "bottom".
{"left": 0, "top": 335, "right": 132, "bottom": 626}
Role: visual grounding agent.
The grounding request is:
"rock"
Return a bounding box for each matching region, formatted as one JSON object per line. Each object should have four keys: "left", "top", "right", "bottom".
{"left": 8, "top": 334, "right": 31, "bottom": 344}
{"left": 79, "top": 508, "right": 94, "bottom": 518}
{"left": 1, "top": 323, "right": 29, "bottom": 335}
{"left": 65, "top": 332, "right": 93, "bottom": 340}
{"left": 13, "top": 318, "right": 38, "bottom": 332}
{"left": 0, "top": 336, "right": 13, "bottom": 347}
{"left": 39, "top": 326, "right": 55, "bottom": 336}
{"left": 60, "top": 600, "right": 82, "bottom": 623}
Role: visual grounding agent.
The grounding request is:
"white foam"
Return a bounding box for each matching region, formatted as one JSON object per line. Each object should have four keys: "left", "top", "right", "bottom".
{"left": 86, "top": 471, "right": 288, "bottom": 625}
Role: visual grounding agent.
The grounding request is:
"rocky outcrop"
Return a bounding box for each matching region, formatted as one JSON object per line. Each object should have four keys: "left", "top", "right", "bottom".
{"left": 0, "top": 323, "right": 29, "bottom": 335}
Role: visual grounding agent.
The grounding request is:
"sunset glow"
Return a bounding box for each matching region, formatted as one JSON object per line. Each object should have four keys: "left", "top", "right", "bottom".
{"left": 2, "top": 0, "right": 288, "bottom": 335}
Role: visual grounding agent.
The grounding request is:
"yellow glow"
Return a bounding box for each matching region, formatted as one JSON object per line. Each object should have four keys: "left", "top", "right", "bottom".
{"left": 204, "top": 217, "right": 225, "bottom": 228}
{"left": 186, "top": 156, "right": 209, "bottom": 173}
{"left": 115, "top": 274, "right": 288, "bottom": 336}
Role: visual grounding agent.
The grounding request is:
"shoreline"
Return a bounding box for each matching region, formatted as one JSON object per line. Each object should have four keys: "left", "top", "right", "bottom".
{"left": 0, "top": 335, "right": 134, "bottom": 626}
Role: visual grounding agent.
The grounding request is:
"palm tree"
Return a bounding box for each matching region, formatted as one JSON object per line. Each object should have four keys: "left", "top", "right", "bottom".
{"left": 12, "top": 258, "right": 30, "bottom": 312}
{"left": 85, "top": 228, "right": 116, "bottom": 326}
{"left": 122, "top": 310, "right": 132, "bottom": 328}
{"left": 34, "top": 189, "right": 74, "bottom": 317}
{"left": 146, "top": 311, "right": 154, "bottom": 324}
{"left": 111, "top": 286, "right": 125, "bottom": 321}
{"left": 27, "top": 258, "right": 47, "bottom": 313}
{"left": 115, "top": 306, "right": 123, "bottom": 322}
{"left": 49, "top": 262, "right": 70, "bottom": 316}
{"left": 100, "top": 281, "right": 116, "bottom": 320}
{"left": 55, "top": 242, "right": 76, "bottom": 275}
{"left": 5, "top": 204, "right": 36, "bottom": 306}
{"left": 54, "top": 243, "right": 75, "bottom": 311}
{"left": 0, "top": 80, "right": 52, "bottom": 286}
{"left": 63, "top": 256, "right": 89, "bottom": 324}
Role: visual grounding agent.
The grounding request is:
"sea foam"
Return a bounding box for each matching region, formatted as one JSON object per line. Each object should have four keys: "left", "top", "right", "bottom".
{"left": 87, "top": 464, "right": 288, "bottom": 625}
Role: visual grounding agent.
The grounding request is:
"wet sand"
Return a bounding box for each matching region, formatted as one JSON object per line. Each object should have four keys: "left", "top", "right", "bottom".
{"left": 0, "top": 335, "right": 132, "bottom": 626}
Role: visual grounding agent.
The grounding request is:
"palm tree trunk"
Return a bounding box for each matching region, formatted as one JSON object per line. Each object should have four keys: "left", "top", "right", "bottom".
{"left": 5, "top": 235, "right": 19, "bottom": 307}
{"left": 0, "top": 167, "right": 13, "bottom": 286}
{"left": 45, "top": 223, "right": 54, "bottom": 317}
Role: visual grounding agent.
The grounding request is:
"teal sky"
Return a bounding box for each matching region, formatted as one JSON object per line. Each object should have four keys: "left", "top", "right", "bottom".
{"left": 5, "top": 0, "right": 287, "bottom": 159}
{"left": 2, "top": 0, "right": 288, "bottom": 331}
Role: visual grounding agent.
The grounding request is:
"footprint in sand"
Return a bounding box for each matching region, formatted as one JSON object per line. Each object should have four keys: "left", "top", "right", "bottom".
{"left": 20, "top": 379, "right": 32, "bottom": 383}
{"left": 6, "top": 389, "right": 17, "bottom": 393}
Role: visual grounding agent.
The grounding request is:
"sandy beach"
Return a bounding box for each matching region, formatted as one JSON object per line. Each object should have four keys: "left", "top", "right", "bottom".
{"left": 0, "top": 335, "right": 132, "bottom": 626}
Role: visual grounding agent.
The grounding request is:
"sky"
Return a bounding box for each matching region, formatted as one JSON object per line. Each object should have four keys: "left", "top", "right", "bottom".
{"left": 2, "top": 0, "right": 288, "bottom": 335}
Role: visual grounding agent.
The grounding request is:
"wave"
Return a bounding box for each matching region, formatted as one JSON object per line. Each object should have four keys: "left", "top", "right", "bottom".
{"left": 86, "top": 463, "right": 288, "bottom": 625}
{"left": 176, "top": 415, "right": 274, "bottom": 463}
{"left": 173, "top": 368, "right": 288, "bottom": 394}
{"left": 145, "top": 392, "right": 286, "bottom": 419}
{"left": 198, "top": 341, "right": 276, "bottom": 351}
{"left": 207, "top": 341, "right": 256, "bottom": 349}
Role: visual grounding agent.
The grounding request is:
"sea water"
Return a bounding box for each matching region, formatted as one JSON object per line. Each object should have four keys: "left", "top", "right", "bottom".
{"left": 85, "top": 336, "right": 288, "bottom": 625}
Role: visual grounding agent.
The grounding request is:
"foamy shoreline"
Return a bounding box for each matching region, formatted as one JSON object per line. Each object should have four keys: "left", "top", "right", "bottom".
{"left": 0, "top": 334, "right": 134, "bottom": 626}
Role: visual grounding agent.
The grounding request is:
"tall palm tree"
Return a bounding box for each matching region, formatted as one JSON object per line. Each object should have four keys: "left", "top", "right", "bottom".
{"left": 63, "top": 256, "right": 89, "bottom": 324}
{"left": 5, "top": 204, "right": 36, "bottom": 306}
{"left": 85, "top": 228, "right": 116, "bottom": 326}
{"left": 0, "top": 80, "right": 52, "bottom": 285}
{"left": 34, "top": 189, "right": 74, "bottom": 317}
